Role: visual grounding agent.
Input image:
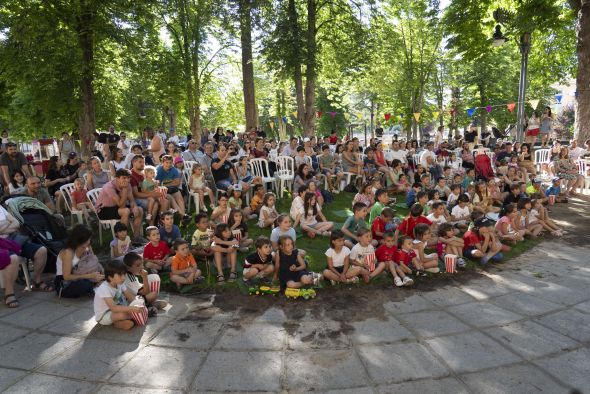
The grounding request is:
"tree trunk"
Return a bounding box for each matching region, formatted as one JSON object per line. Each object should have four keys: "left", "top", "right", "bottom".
{"left": 288, "top": 0, "right": 305, "bottom": 130}
{"left": 303, "top": 0, "right": 317, "bottom": 137}
{"left": 178, "top": 0, "right": 198, "bottom": 139}
{"left": 479, "top": 85, "right": 487, "bottom": 145}
{"left": 239, "top": 0, "right": 258, "bottom": 130}
{"left": 574, "top": 0, "right": 590, "bottom": 142}
{"left": 76, "top": 0, "right": 96, "bottom": 155}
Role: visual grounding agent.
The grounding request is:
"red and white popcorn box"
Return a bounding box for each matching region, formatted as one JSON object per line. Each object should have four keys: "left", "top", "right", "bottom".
{"left": 232, "top": 229, "right": 242, "bottom": 242}
{"left": 148, "top": 274, "right": 161, "bottom": 294}
{"left": 445, "top": 254, "right": 457, "bottom": 274}
{"left": 159, "top": 186, "right": 168, "bottom": 200}
{"left": 364, "top": 253, "right": 376, "bottom": 272}
{"left": 548, "top": 194, "right": 556, "bottom": 205}
{"left": 129, "top": 297, "right": 148, "bottom": 326}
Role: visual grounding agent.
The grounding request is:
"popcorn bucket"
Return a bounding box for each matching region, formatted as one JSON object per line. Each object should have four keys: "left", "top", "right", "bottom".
{"left": 232, "top": 229, "right": 242, "bottom": 242}
{"left": 445, "top": 254, "right": 457, "bottom": 274}
{"left": 221, "top": 214, "right": 228, "bottom": 224}
{"left": 548, "top": 194, "right": 555, "bottom": 205}
{"left": 148, "top": 274, "right": 160, "bottom": 294}
{"left": 364, "top": 253, "right": 376, "bottom": 273}
{"left": 159, "top": 186, "right": 168, "bottom": 200}
{"left": 129, "top": 297, "right": 148, "bottom": 326}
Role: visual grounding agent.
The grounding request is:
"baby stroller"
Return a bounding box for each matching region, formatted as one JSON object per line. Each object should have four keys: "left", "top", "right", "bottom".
{"left": 3, "top": 195, "right": 68, "bottom": 272}
{"left": 474, "top": 152, "right": 494, "bottom": 181}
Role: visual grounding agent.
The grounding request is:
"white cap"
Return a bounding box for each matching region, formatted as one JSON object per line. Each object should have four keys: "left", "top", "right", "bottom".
{"left": 303, "top": 137, "right": 310, "bottom": 142}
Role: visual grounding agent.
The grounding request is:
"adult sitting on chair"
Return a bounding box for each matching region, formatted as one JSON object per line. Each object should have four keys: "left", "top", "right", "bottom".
{"left": 130, "top": 155, "right": 170, "bottom": 226}
{"left": 95, "top": 169, "right": 144, "bottom": 243}
{"left": 156, "top": 155, "right": 190, "bottom": 223}
{"left": 211, "top": 143, "right": 238, "bottom": 191}
{"left": 25, "top": 176, "right": 58, "bottom": 213}
{"left": 0, "top": 204, "right": 52, "bottom": 300}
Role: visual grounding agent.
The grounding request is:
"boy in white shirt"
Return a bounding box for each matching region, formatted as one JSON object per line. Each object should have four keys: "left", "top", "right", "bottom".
{"left": 350, "top": 229, "right": 386, "bottom": 281}
{"left": 450, "top": 193, "right": 471, "bottom": 230}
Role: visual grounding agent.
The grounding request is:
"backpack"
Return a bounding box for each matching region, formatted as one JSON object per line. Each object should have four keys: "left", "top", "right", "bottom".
{"left": 321, "top": 189, "right": 334, "bottom": 204}
{"left": 343, "top": 183, "right": 358, "bottom": 193}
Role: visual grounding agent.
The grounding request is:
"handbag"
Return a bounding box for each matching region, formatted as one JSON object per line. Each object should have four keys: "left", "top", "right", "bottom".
{"left": 72, "top": 251, "right": 104, "bottom": 281}
{"left": 0, "top": 238, "right": 22, "bottom": 270}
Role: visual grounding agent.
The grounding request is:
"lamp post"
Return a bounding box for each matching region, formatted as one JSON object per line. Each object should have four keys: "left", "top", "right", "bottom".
{"left": 493, "top": 11, "right": 531, "bottom": 143}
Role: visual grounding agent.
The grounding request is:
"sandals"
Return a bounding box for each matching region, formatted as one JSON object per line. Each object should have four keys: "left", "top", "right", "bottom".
{"left": 216, "top": 275, "right": 225, "bottom": 284}
{"left": 32, "top": 282, "right": 54, "bottom": 292}
{"left": 228, "top": 272, "right": 237, "bottom": 282}
{"left": 4, "top": 294, "right": 19, "bottom": 308}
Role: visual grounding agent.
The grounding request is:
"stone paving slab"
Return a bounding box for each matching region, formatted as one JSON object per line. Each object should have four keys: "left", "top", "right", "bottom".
{"left": 534, "top": 348, "right": 590, "bottom": 391}
{"left": 41, "top": 307, "right": 98, "bottom": 338}
{"left": 382, "top": 294, "right": 436, "bottom": 314}
{"left": 0, "top": 367, "right": 28, "bottom": 392}
{"left": 0, "top": 322, "right": 31, "bottom": 346}
{"left": 356, "top": 343, "right": 449, "bottom": 384}
{"left": 214, "top": 322, "right": 286, "bottom": 351}
{"left": 89, "top": 315, "right": 173, "bottom": 344}
{"left": 0, "top": 301, "right": 76, "bottom": 329}
{"left": 489, "top": 292, "right": 563, "bottom": 316}
{"left": 284, "top": 350, "right": 370, "bottom": 391}
{"left": 425, "top": 331, "right": 522, "bottom": 373}
{"left": 4, "top": 373, "right": 96, "bottom": 393}
{"left": 378, "top": 377, "right": 470, "bottom": 394}
{"left": 351, "top": 317, "right": 414, "bottom": 344}
{"left": 397, "top": 310, "right": 471, "bottom": 338}
{"left": 460, "top": 363, "right": 569, "bottom": 394}
{"left": 535, "top": 309, "right": 590, "bottom": 342}
{"left": 0, "top": 332, "right": 80, "bottom": 370}
{"left": 286, "top": 321, "right": 352, "bottom": 350}
{"left": 447, "top": 301, "right": 523, "bottom": 328}
{"left": 484, "top": 320, "right": 580, "bottom": 360}
{"left": 96, "top": 386, "right": 182, "bottom": 394}
{"left": 109, "top": 346, "right": 205, "bottom": 390}
{"left": 193, "top": 351, "right": 282, "bottom": 392}
{"left": 149, "top": 320, "right": 223, "bottom": 350}
{"left": 38, "top": 339, "right": 142, "bottom": 381}
{"left": 422, "top": 286, "right": 478, "bottom": 307}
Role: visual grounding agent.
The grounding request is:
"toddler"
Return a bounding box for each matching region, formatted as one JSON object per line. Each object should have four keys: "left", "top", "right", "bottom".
{"left": 350, "top": 228, "right": 385, "bottom": 282}
{"left": 272, "top": 235, "right": 313, "bottom": 288}
{"left": 71, "top": 177, "right": 94, "bottom": 223}
{"left": 191, "top": 213, "right": 214, "bottom": 260}
{"left": 141, "top": 166, "right": 159, "bottom": 221}
{"left": 412, "top": 224, "right": 440, "bottom": 273}
{"left": 189, "top": 163, "right": 215, "bottom": 212}
{"left": 376, "top": 232, "right": 413, "bottom": 287}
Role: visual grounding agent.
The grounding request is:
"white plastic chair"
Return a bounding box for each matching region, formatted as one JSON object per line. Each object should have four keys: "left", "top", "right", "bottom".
{"left": 59, "top": 183, "right": 85, "bottom": 226}
{"left": 86, "top": 188, "right": 118, "bottom": 245}
{"left": 249, "top": 158, "right": 275, "bottom": 192}
{"left": 412, "top": 153, "right": 422, "bottom": 168}
{"left": 0, "top": 256, "right": 31, "bottom": 291}
{"left": 578, "top": 159, "right": 590, "bottom": 192}
{"left": 534, "top": 149, "right": 551, "bottom": 173}
{"left": 275, "top": 156, "right": 295, "bottom": 198}
{"left": 182, "top": 161, "right": 200, "bottom": 213}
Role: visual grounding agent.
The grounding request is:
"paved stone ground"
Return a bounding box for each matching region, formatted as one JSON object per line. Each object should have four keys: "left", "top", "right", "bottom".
{"left": 1, "top": 198, "right": 590, "bottom": 393}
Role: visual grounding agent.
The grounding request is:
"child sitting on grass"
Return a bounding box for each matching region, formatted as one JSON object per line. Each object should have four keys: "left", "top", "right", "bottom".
{"left": 412, "top": 224, "right": 440, "bottom": 273}
{"left": 368, "top": 188, "right": 390, "bottom": 224}
{"left": 273, "top": 235, "right": 313, "bottom": 289}
{"left": 371, "top": 207, "right": 394, "bottom": 244}
{"left": 123, "top": 252, "right": 168, "bottom": 311}
{"left": 341, "top": 202, "right": 370, "bottom": 248}
{"left": 376, "top": 232, "right": 413, "bottom": 287}
{"left": 450, "top": 193, "right": 471, "bottom": 230}
{"left": 300, "top": 191, "right": 333, "bottom": 238}
{"left": 191, "top": 213, "right": 214, "bottom": 260}
{"left": 94, "top": 261, "right": 144, "bottom": 331}
{"left": 243, "top": 236, "right": 275, "bottom": 282}
{"left": 228, "top": 208, "right": 253, "bottom": 252}
{"left": 463, "top": 217, "right": 505, "bottom": 265}
{"left": 395, "top": 203, "right": 433, "bottom": 243}
{"left": 170, "top": 239, "right": 203, "bottom": 289}
{"left": 258, "top": 192, "right": 279, "bottom": 228}
{"left": 323, "top": 230, "right": 365, "bottom": 285}
{"left": 158, "top": 210, "right": 182, "bottom": 247}
{"left": 436, "top": 223, "right": 466, "bottom": 267}
{"left": 143, "top": 226, "right": 171, "bottom": 273}
{"left": 211, "top": 192, "right": 232, "bottom": 224}
{"left": 290, "top": 185, "right": 308, "bottom": 227}
{"left": 211, "top": 223, "right": 239, "bottom": 283}
{"left": 249, "top": 184, "right": 266, "bottom": 217}
{"left": 350, "top": 228, "right": 386, "bottom": 282}
{"left": 111, "top": 222, "right": 132, "bottom": 260}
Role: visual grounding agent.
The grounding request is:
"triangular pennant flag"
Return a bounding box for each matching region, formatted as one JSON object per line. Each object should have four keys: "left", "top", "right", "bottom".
{"left": 555, "top": 94, "right": 563, "bottom": 104}
{"left": 529, "top": 99, "right": 540, "bottom": 109}
{"left": 433, "top": 111, "right": 440, "bottom": 119}
{"left": 317, "top": 111, "right": 322, "bottom": 118}
{"left": 292, "top": 111, "right": 298, "bottom": 119}
{"left": 507, "top": 102, "right": 516, "bottom": 113}
{"left": 413, "top": 112, "right": 421, "bottom": 122}
{"left": 467, "top": 108, "right": 475, "bottom": 118}
{"left": 282, "top": 116, "right": 287, "bottom": 123}
{"left": 485, "top": 105, "right": 492, "bottom": 113}
{"left": 269, "top": 121, "right": 275, "bottom": 130}
{"left": 400, "top": 114, "right": 404, "bottom": 118}
{"left": 330, "top": 111, "right": 336, "bottom": 118}
{"left": 344, "top": 113, "right": 350, "bottom": 121}
{"left": 384, "top": 113, "right": 391, "bottom": 121}
{"left": 356, "top": 112, "right": 363, "bottom": 120}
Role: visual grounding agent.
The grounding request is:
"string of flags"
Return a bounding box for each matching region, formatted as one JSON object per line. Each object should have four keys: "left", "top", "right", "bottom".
{"left": 267, "top": 93, "right": 566, "bottom": 128}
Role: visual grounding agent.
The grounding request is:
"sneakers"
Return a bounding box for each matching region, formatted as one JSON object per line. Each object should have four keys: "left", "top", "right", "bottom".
{"left": 330, "top": 279, "right": 337, "bottom": 286}
{"left": 425, "top": 267, "right": 440, "bottom": 273}
{"left": 346, "top": 276, "right": 360, "bottom": 284}
{"left": 402, "top": 276, "right": 414, "bottom": 286}
{"left": 146, "top": 213, "right": 152, "bottom": 221}
{"left": 311, "top": 272, "right": 323, "bottom": 286}
{"left": 182, "top": 214, "right": 192, "bottom": 223}
{"left": 457, "top": 258, "right": 466, "bottom": 268}
{"left": 394, "top": 276, "right": 404, "bottom": 287}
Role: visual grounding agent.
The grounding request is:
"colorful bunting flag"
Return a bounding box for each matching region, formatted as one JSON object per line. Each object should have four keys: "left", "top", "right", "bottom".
{"left": 317, "top": 111, "right": 322, "bottom": 118}
{"left": 344, "top": 113, "right": 350, "bottom": 121}
{"left": 467, "top": 108, "right": 476, "bottom": 118}
{"left": 269, "top": 121, "right": 275, "bottom": 130}
{"left": 384, "top": 113, "right": 391, "bottom": 121}
{"left": 529, "top": 99, "right": 540, "bottom": 109}
{"left": 507, "top": 103, "right": 516, "bottom": 113}
{"left": 555, "top": 94, "right": 563, "bottom": 104}
{"left": 485, "top": 105, "right": 492, "bottom": 113}
{"left": 433, "top": 111, "right": 440, "bottom": 119}
{"left": 413, "top": 112, "right": 421, "bottom": 122}
{"left": 292, "top": 111, "right": 298, "bottom": 119}
{"left": 330, "top": 111, "right": 336, "bottom": 118}
{"left": 282, "top": 116, "right": 287, "bottom": 123}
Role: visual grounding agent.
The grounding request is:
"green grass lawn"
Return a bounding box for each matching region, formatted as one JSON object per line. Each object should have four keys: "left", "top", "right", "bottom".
{"left": 91, "top": 188, "right": 542, "bottom": 293}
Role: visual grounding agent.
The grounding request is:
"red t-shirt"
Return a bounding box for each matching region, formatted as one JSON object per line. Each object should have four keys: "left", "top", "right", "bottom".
{"left": 397, "top": 249, "right": 417, "bottom": 266}
{"left": 71, "top": 189, "right": 88, "bottom": 205}
{"left": 398, "top": 216, "right": 432, "bottom": 238}
{"left": 329, "top": 135, "right": 338, "bottom": 144}
{"left": 130, "top": 169, "right": 144, "bottom": 189}
{"left": 463, "top": 230, "right": 484, "bottom": 251}
{"left": 143, "top": 241, "right": 170, "bottom": 261}
{"left": 375, "top": 244, "right": 398, "bottom": 263}
{"left": 374, "top": 150, "right": 387, "bottom": 167}
{"left": 371, "top": 216, "right": 386, "bottom": 240}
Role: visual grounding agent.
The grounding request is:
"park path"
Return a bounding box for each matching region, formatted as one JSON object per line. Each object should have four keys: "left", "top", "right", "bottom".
{"left": 0, "top": 197, "right": 589, "bottom": 393}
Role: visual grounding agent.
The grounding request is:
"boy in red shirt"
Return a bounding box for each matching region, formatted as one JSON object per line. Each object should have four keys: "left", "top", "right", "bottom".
{"left": 397, "top": 235, "right": 426, "bottom": 276}
{"left": 376, "top": 232, "right": 413, "bottom": 287}
{"left": 371, "top": 207, "right": 394, "bottom": 243}
{"left": 143, "top": 226, "right": 171, "bottom": 273}
{"left": 395, "top": 203, "right": 432, "bottom": 242}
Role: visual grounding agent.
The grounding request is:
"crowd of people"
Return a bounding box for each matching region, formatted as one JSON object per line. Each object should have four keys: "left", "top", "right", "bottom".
{"left": 0, "top": 124, "right": 588, "bottom": 331}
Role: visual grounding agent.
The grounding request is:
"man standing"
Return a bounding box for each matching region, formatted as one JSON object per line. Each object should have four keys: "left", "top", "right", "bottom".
{"left": 1, "top": 142, "right": 31, "bottom": 189}
{"left": 96, "top": 169, "right": 144, "bottom": 242}
{"left": 130, "top": 155, "right": 170, "bottom": 225}
{"left": 117, "top": 132, "right": 130, "bottom": 156}
{"left": 156, "top": 155, "right": 190, "bottom": 222}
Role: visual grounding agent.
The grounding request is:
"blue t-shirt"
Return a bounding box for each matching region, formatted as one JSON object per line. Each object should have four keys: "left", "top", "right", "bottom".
{"left": 156, "top": 166, "right": 180, "bottom": 186}
{"left": 159, "top": 225, "right": 181, "bottom": 246}
{"left": 406, "top": 189, "right": 416, "bottom": 207}
{"left": 545, "top": 186, "right": 561, "bottom": 197}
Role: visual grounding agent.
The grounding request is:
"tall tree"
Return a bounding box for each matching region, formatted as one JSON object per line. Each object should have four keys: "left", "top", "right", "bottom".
{"left": 237, "top": 0, "right": 259, "bottom": 130}
{"left": 571, "top": 0, "right": 590, "bottom": 141}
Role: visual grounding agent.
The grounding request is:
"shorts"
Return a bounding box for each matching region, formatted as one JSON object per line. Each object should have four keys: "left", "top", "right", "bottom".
{"left": 98, "top": 311, "right": 113, "bottom": 326}
{"left": 243, "top": 264, "right": 270, "bottom": 276}
{"left": 279, "top": 270, "right": 308, "bottom": 287}
{"left": 135, "top": 198, "right": 148, "bottom": 209}
{"left": 215, "top": 179, "right": 232, "bottom": 191}
{"left": 241, "top": 175, "right": 253, "bottom": 183}
{"left": 334, "top": 266, "right": 344, "bottom": 274}
{"left": 21, "top": 242, "right": 43, "bottom": 260}
{"left": 526, "top": 128, "right": 540, "bottom": 136}
{"left": 464, "top": 246, "right": 478, "bottom": 258}
{"left": 98, "top": 206, "right": 121, "bottom": 220}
